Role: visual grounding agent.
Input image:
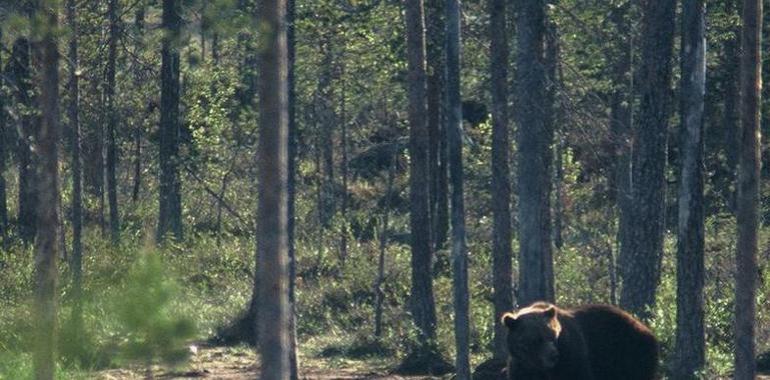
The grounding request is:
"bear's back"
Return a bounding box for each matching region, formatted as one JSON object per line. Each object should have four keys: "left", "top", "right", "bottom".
{"left": 570, "top": 304, "right": 658, "bottom": 380}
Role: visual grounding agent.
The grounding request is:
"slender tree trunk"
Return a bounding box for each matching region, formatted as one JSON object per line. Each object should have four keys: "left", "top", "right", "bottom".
{"left": 316, "top": 37, "right": 335, "bottom": 228}
{"left": 131, "top": 6, "right": 145, "bottom": 203}
{"left": 425, "top": 0, "right": 446, "bottom": 251}
{"left": 0, "top": 30, "right": 8, "bottom": 246}
{"left": 212, "top": 33, "right": 220, "bottom": 65}
{"left": 432, "top": 0, "right": 450, "bottom": 256}
{"left": 10, "top": 38, "right": 37, "bottom": 244}
{"left": 609, "top": 3, "right": 634, "bottom": 287}
{"left": 287, "top": 0, "right": 299, "bottom": 376}
{"left": 404, "top": 0, "right": 437, "bottom": 345}
{"left": 99, "top": 88, "right": 107, "bottom": 236}
{"left": 66, "top": 0, "right": 84, "bottom": 336}
{"left": 543, "top": 17, "right": 559, "bottom": 289}
{"left": 158, "top": 0, "right": 183, "bottom": 241}
{"left": 375, "top": 153, "right": 396, "bottom": 338}
{"left": 255, "top": 1, "right": 290, "bottom": 379}
{"left": 733, "top": 0, "right": 761, "bottom": 378}
{"left": 446, "top": 0, "right": 469, "bottom": 377}
{"left": 200, "top": 1, "right": 207, "bottom": 60}
{"left": 546, "top": 22, "right": 563, "bottom": 252}
{"left": 488, "top": 0, "right": 512, "bottom": 361}
{"left": 553, "top": 135, "right": 564, "bottom": 250}
{"left": 238, "top": 0, "right": 258, "bottom": 110}
{"left": 722, "top": 0, "right": 741, "bottom": 213}
{"left": 340, "top": 71, "right": 349, "bottom": 264}
{"left": 619, "top": 0, "right": 675, "bottom": 320}
{"left": 672, "top": 1, "right": 707, "bottom": 378}
{"left": 132, "top": 126, "right": 142, "bottom": 202}
{"left": 31, "top": 2, "right": 61, "bottom": 378}
{"left": 516, "top": 0, "right": 554, "bottom": 305}
{"left": 106, "top": 0, "right": 120, "bottom": 243}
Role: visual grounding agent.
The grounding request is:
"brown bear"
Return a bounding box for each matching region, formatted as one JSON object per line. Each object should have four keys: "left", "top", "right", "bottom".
{"left": 502, "top": 302, "right": 658, "bottom": 380}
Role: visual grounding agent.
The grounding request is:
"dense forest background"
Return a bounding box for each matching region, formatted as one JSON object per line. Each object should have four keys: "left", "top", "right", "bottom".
{"left": 0, "top": 0, "right": 769, "bottom": 379}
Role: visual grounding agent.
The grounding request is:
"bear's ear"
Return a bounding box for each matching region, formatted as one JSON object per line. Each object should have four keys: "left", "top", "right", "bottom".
{"left": 543, "top": 305, "right": 557, "bottom": 320}
{"left": 501, "top": 312, "right": 518, "bottom": 330}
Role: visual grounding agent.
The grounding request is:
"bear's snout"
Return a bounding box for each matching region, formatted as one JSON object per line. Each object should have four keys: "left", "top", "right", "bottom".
{"left": 540, "top": 343, "right": 559, "bottom": 369}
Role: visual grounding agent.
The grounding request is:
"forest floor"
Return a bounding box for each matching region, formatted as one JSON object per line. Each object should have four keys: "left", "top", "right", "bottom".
{"left": 95, "top": 344, "right": 439, "bottom": 380}
{"left": 93, "top": 344, "right": 770, "bottom": 380}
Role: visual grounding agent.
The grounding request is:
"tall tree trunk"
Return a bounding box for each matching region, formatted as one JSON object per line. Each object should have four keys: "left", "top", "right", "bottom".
{"left": 66, "top": 0, "right": 84, "bottom": 336}
{"left": 340, "top": 72, "right": 349, "bottom": 264}
{"left": 86, "top": 77, "right": 106, "bottom": 232}
{"left": 212, "top": 33, "right": 220, "bottom": 65}
{"left": 238, "top": 0, "right": 258, "bottom": 110}
{"left": 734, "top": 0, "right": 761, "bottom": 378}
{"left": 543, "top": 17, "right": 559, "bottom": 289}
{"left": 10, "top": 38, "right": 37, "bottom": 244}
{"left": 287, "top": 0, "right": 299, "bottom": 376}
{"left": 158, "top": 0, "right": 183, "bottom": 241}
{"left": 619, "top": 0, "right": 675, "bottom": 320}
{"left": 374, "top": 154, "right": 395, "bottom": 338}
{"left": 0, "top": 29, "right": 8, "bottom": 246}
{"left": 404, "top": 0, "right": 437, "bottom": 345}
{"left": 609, "top": 2, "right": 634, "bottom": 289}
{"left": 131, "top": 5, "right": 145, "bottom": 203}
{"left": 516, "top": 0, "right": 554, "bottom": 305}
{"left": 316, "top": 37, "right": 335, "bottom": 228}
{"left": 672, "top": 1, "right": 706, "bottom": 378}
{"left": 31, "top": 1, "right": 61, "bottom": 377}
{"left": 446, "top": 0, "right": 469, "bottom": 378}
{"left": 106, "top": 0, "right": 120, "bottom": 243}
{"left": 200, "top": 1, "right": 207, "bottom": 60}
{"left": 488, "top": 0, "right": 512, "bottom": 361}
{"left": 425, "top": 0, "right": 447, "bottom": 251}
{"left": 722, "top": 0, "right": 741, "bottom": 213}
{"left": 255, "top": 0, "right": 290, "bottom": 379}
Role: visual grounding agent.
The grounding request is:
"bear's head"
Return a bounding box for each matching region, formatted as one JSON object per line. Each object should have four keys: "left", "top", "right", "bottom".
{"left": 501, "top": 303, "right": 562, "bottom": 372}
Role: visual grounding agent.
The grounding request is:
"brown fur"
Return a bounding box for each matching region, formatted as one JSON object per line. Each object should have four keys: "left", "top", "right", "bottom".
{"left": 502, "top": 302, "right": 658, "bottom": 380}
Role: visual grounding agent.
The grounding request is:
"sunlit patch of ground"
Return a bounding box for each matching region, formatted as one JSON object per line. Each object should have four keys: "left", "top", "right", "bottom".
{"left": 94, "top": 344, "right": 770, "bottom": 380}
{"left": 96, "top": 345, "right": 441, "bottom": 380}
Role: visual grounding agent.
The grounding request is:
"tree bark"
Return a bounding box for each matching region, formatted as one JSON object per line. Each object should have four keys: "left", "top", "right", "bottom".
{"left": 722, "top": 0, "right": 741, "bottom": 213}
{"left": 672, "top": 1, "right": 706, "bottom": 378}
{"left": 287, "top": 0, "right": 299, "bottom": 376}
{"left": 609, "top": 2, "right": 634, "bottom": 291}
{"left": 546, "top": 20, "right": 562, "bottom": 253}
{"left": 446, "top": 0, "right": 469, "bottom": 378}
{"left": 131, "top": 5, "right": 145, "bottom": 203}
{"left": 0, "top": 29, "right": 8, "bottom": 246}
{"left": 619, "top": 0, "right": 675, "bottom": 320}
{"left": 255, "top": 1, "right": 290, "bottom": 379}
{"left": 375, "top": 151, "right": 396, "bottom": 338}
{"left": 158, "top": 0, "right": 183, "bottom": 241}
{"left": 516, "top": 0, "right": 554, "bottom": 306}
{"left": 425, "top": 0, "right": 447, "bottom": 251}
{"left": 543, "top": 17, "right": 559, "bottom": 290}
{"left": 316, "top": 37, "right": 336, "bottom": 228}
{"left": 31, "top": 1, "right": 61, "bottom": 378}
{"left": 733, "top": 0, "right": 761, "bottom": 378}
{"left": 238, "top": 0, "right": 258, "bottom": 110}
{"left": 404, "top": 0, "right": 437, "bottom": 345}
{"left": 212, "top": 33, "right": 220, "bottom": 65}
{"left": 106, "top": 0, "right": 120, "bottom": 243}
{"left": 66, "top": 0, "right": 84, "bottom": 335}
{"left": 10, "top": 38, "right": 37, "bottom": 244}
{"left": 340, "top": 70, "right": 349, "bottom": 264}
{"left": 488, "top": 0, "right": 512, "bottom": 361}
